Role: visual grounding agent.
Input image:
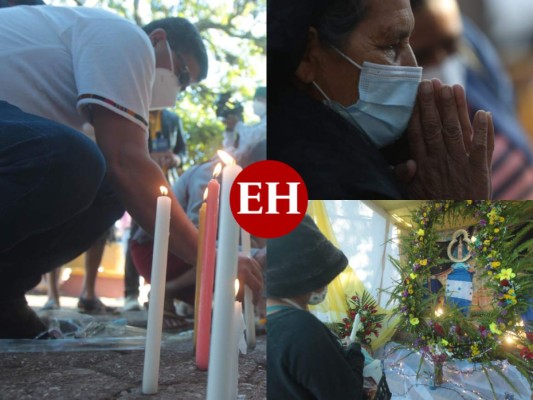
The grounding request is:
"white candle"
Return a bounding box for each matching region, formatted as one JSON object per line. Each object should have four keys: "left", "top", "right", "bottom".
{"left": 241, "top": 229, "right": 256, "bottom": 350}
{"left": 207, "top": 152, "right": 242, "bottom": 400}
{"left": 142, "top": 186, "right": 171, "bottom": 394}
{"left": 228, "top": 280, "right": 245, "bottom": 400}
{"left": 349, "top": 313, "right": 361, "bottom": 343}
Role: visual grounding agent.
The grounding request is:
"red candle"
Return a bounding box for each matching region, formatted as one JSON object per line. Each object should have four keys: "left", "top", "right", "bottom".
{"left": 196, "top": 164, "right": 222, "bottom": 370}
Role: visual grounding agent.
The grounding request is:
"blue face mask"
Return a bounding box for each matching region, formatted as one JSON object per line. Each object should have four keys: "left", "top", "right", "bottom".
{"left": 313, "top": 47, "right": 422, "bottom": 148}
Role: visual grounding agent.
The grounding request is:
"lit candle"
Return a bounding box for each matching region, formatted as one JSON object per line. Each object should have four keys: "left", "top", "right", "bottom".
{"left": 142, "top": 186, "right": 171, "bottom": 394}
{"left": 196, "top": 163, "right": 222, "bottom": 370}
{"left": 193, "top": 193, "right": 207, "bottom": 350}
{"left": 207, "top": 151, "right": 242, "bottom": 400}
{"left": 349, "top": 313, "right": 361, "bottom": 343}
{"left": 241, "top": 228, "right": 256, "bottom": 350}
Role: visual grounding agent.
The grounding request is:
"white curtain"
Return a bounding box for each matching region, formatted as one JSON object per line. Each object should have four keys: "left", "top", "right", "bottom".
{"left": 323, "top": 200, "right": 400, "bottom": 308}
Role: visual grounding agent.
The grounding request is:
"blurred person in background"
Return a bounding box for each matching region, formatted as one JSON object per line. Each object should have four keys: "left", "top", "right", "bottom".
{"left": 219, "top": 86, "right": 266, "bottom": 162}
{"left": 410, "top": 0, "right": 533, "bottom": 199}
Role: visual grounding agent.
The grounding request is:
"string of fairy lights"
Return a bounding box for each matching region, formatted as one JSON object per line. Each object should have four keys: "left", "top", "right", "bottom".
{"left": 379, "top": 343, "right": 521, "bottom": 399}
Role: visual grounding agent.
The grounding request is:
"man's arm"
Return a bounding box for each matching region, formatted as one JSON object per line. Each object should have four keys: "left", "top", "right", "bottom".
{"left": 91, "top": 105, "right": 198, "bottom": 264}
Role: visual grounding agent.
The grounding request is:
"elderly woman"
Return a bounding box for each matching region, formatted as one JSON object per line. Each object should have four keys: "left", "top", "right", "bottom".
{"left": 267, "top": 215, "right": 365, "bottom": 399}
{"left": 268, "top": 0, "right": 494, "bottom": 199}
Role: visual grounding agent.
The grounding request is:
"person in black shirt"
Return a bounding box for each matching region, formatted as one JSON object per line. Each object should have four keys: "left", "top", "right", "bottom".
{"left": 267, "top": 215, "right": 364, "bottom": 399}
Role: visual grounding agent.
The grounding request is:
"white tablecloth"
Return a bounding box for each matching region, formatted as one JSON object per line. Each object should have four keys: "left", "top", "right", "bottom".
{"left": 375, "top": 343, "right": 531, "bottom": 399}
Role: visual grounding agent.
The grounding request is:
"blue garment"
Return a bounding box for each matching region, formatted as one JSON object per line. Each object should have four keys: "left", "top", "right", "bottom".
{"left": 445, "top": 263, "right": 473, "bottom": 315}
{"left": 0, "top": 101, "right": 124, "bottom": 301}
{"left": 463, "top": 17, "right": 533, "bottom": 161}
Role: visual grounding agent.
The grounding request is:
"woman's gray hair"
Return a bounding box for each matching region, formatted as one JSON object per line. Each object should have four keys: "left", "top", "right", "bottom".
{"left": 314, "top": 0, "right": 369, "bottom": 50}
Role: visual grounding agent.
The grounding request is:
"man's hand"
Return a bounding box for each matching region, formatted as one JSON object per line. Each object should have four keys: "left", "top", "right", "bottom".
{"left": 405, "top": 79, "right": 494, "bottom": 199}
{"left": 236, "top": 253, "right": 264, "bottom": 304}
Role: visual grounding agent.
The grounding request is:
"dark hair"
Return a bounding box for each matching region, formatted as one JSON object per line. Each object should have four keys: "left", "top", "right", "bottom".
{"left": 0, "top": 0, "right": 45, "bottom": 7}
{"left": 143, "top": 17, "right": 208, "bottom": 81}
{"left": 410, "top": 0, "right": 426, "bottom": 12}
{"left": 314, "top": 0, "right": 369, "bottom": 50}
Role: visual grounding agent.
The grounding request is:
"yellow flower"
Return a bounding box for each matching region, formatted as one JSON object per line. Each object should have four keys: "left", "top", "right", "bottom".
{"left": 417, "top": 229, "right": 425, "bottom": 237}
{"left": 471, "top": 344, "right": 480, "bottom": 357}
{"left": 487, "top": 209, "right": 499, "bottom": 220}
{"left": 491, "top": 261, "right": 501, "bottom": 268}
{"left": 408, "top": 288, "right": 414, "bottom": 294}
{"left": 497, "top": 268, "right": 516, "bottom": 281}
{"left": 467, "top": 200, "right": 473, "bottom": 204}
{"left": 419, "top": 259, "right": 428, "bottom": 266}
{"left": 410, "top": 273, "right": 418, "bottom": 279}
{"left": 489, "top": 322, "right": 502, "bottom": 335}
{"left": 494, "top": 228, "right": 500, "bottom": 233}
{"left": 484, "top": 240, "right": 491, "bottom": 246}
{"left": 441, "top": 339, "right": 449, "bottom": 346}
{"left": 410, "top": 317, "right": 420, "bottom": 326}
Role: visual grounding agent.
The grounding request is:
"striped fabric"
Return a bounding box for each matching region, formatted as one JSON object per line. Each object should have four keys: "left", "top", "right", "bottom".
{"left": 78, "top": 94, "right": 148, "bottom": 128}
{"left": 492, "top": 134, "right": 533, "bottom": 199}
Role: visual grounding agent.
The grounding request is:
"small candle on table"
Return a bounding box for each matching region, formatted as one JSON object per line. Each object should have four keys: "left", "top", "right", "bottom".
{"left": 196, "top": 163, "right": 222, "bottom": 370}
{"left": 207, "top": 151, "right": 242, "bottom": 400}
{"left": 240, "top": 228, "right": 256, "bottom": 350}
{"left": 142, "top": 186, "right": 171, "bottom": 394}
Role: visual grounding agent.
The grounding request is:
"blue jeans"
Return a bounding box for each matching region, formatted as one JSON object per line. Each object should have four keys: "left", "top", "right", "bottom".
{"left": 0, "top": 101, "right": 124, "bottom": 301}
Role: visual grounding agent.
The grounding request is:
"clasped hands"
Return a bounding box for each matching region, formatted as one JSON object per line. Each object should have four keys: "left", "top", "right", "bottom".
{"left": 397, "top": 79, "right": 494, "bottom": 199}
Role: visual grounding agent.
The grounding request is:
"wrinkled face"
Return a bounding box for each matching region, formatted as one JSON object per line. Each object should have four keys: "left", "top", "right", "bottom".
{"left": 300, "top": 0, "right": 417, "bottom": 107}
{"left": 410, "top": 0, "right": 463, "bottom": 67}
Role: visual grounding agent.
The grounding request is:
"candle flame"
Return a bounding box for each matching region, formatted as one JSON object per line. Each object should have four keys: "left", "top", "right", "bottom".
{"left": 217, "top": 150, "right": 235, "bottom": 166}
{"left": 160, "top": 186, "right": 168, "bottom": 196}
{"left": 234, "top": 279, "right": 240, "bottom": 296}
{"left": 213, "top": 162, "right": 223, "bottom": 178}
{"left": 203, "top": 187, "right": 209, "bottom": 201}
{"left": 435, "top": 307, "right": 444, "bottom": 317}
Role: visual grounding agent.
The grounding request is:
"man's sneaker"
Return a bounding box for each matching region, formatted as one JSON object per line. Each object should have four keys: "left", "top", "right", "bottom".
{"left": 123, "top": 295, "right": 141, "bottom": 312}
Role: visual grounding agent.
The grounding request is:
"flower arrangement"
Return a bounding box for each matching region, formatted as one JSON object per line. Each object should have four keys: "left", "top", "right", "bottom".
{"left": 388, "top": 201, "right": 532, "bottom": 388}
{"left": 330, "top": 290, "right": 386, "bottom": 345}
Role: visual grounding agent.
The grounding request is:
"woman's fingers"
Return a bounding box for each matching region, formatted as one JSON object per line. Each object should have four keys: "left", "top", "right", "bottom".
{"left": 453, "top": 84, "right": 473, "bottom": 154}
{"left": 418, "top": 80, "right": 446, "bottom": 156}
{"left": 469, "top": 110, "right": 489, "bottom": 171}
{"left": 439, "top": 84, "right": 467, "bottom": 158}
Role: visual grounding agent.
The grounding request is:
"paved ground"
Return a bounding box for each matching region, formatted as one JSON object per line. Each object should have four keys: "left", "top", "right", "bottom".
{"left": 0, "top": 296, "right": 267, "bottom": 400}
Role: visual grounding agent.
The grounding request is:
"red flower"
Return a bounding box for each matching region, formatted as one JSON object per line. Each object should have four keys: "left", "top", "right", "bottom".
{"left": 376, "top": 323, "right": 382, "bottom": 328}
{"left": 500, "top": 280, "right": 510, "bottom": 287}
{"left": 520, "top": 347, "right": 533, "bottom": 360}
{"left": 434, "top": 323, "right": 445, "bottom": 337}
{"left": 526, "top": 332, "right": 533, "bottom": 342}
{"left": 360, "top": 317, "right": 366, "bottom": 322}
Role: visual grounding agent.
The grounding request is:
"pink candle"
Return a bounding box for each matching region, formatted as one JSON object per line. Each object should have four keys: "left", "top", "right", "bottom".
{"left": 196, "top": 164, "right": 222, "bottom": 370}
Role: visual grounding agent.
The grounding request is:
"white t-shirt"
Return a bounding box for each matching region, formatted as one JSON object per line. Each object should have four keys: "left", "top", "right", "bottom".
{"left": 0, "top": 5, "right": 154, "bottom": 134}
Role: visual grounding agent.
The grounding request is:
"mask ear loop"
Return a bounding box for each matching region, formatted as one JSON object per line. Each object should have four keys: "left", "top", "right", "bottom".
{"left": 165, "top": 40, "right": 175, "bottom": 73}
{"left": 330, "top": 45, "right": 364, "bottom": 70}
{"left": 312, "top": 81, "right": 331, "bottom": 102}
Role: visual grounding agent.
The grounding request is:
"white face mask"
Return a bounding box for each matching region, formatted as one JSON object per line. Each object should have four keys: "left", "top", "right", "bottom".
{"left": 308, "top": 287, "right": 328, "bottom": 305}
{"left": 313, "top": 46, "right": 422, "bottom": 148}
{"left": 150, "top": 41, "right": 181, "bottom": 110}
{"left": 253, "top": 99, "right": 266, "bottom": 118}
{"left": 422, "top": 53, "right": 467, "bottom": 89}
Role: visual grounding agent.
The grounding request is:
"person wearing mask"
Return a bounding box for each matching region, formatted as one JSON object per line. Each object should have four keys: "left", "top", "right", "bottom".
{"left": 410, "top": 0, "right": 533, "bottom": 200}
{"left": 267, "top": 215, "right": 364, "bottom": 399}
{"left": 268, "top": 0, "right": 494, "bottom": 199}
{"left": 0, "top": 6, "right": 261, "bottom": 338}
